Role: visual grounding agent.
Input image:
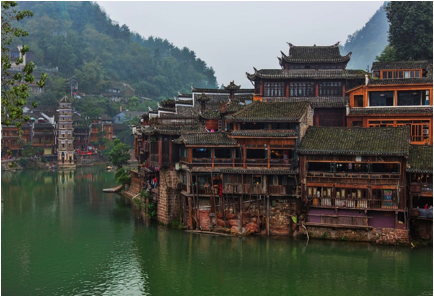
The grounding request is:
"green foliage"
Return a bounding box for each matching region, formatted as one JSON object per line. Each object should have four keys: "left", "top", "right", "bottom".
{"left": 12, "top": 1, "right": 218, "bottom": 104}
{"left": 21, "top": 142, "right": 43, "bottom": 157}
{"left": 171, "top": 217, "right": 184, "bottom": 229}
{"left": 1, "top": 1, "right": 48, "bottom": 128}
{"left": 145, "top": 201, "right": 157, "bottom": 220}
{"left": 379, "top": 1, "right": 433, "bottom": 61}
{"left": 115, "top": 167, "right": 131, "bottom": 185}
{"left": 375, "top": 45, "right": 397, "bottom": 62}
{"left": 108, "top": 138, "right": 130, "bottom": 169}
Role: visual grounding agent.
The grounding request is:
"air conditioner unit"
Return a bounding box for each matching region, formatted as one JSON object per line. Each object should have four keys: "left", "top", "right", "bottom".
{"left": 423, "top": 129, "right": 429, "bottom": 135}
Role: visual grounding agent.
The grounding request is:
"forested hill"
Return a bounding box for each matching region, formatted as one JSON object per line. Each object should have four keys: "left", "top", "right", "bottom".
{"left": 13, "top": 1, "right": 218, "bottom": 100}
{"left": 340, "top": 2, "right": 389, "bottom": 70}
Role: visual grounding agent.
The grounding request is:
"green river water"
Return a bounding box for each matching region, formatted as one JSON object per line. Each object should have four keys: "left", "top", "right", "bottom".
{"left": 1, "top": 166, "right": 432, "bottom": 296}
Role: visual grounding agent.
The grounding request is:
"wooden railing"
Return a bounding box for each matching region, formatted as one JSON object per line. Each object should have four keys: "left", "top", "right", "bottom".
{"left": 307, "top": 197, "right": 398, "bottom": 210}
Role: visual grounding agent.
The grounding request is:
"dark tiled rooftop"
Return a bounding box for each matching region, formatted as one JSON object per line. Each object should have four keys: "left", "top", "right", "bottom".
{"left": 220, "top": 168, "right": 298, "bottom": 175}
{"left": 246, "top": 69, "right": 365, "bottom": 81}
{"left": 407, "top": 145, "right": 433, "bottom": 173}
{"left": 226, "top": 101, "right": 310, "bottom": 122}
{"left": 231, "top": 130, "right": 298, "bottom": 138}
{"left": 174, "top": 132, "right": 237, "bottom": 146}
{"left": 200, "top": 110, "right": 220, "bottom": 120}
{"left": 349, "top": 106, "right": 433, "bottom": 116}
{"left": 368, "top": 77, "right": 433, "bottom": 85}
{"left": 263, "top": 97, "right": 348, "bottom": 108}
{"left": 280, "top": 42, "right": 351, "bottom": 64}
{"left": 298, "top": 126, "right": 410, "bottom": 156}
{"left": 371, "top": 60, "right": 432, "bottom": 71}
{"left": 142, "top": 124, "right": 204, "bottom": 135}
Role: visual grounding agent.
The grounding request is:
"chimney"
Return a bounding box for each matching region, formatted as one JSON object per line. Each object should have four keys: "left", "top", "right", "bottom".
{"left": 365, "top": 74, "right": 369, "bottom": 86}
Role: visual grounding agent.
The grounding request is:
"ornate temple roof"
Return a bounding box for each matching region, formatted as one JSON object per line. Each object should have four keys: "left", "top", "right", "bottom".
{"left": 226, "top": 101, "right": 310, "bottom": 122}
{"left": 173, "top": 132, "right": 238, "bottom": 146}
{"left": 224, "top": 81, "right": 241, "bottom": 90}
{"left": 407, "top": 145, "right": 433, "bottom": 173}
{"left": 349, "top": 106, "right": 433, "bottom": 116}
{"left": 298, "top": 126, "right": 410, "bottom": 156}
{"left": 246, "top": 69, "right": 365, "bottom": 81}
{"left": 371, "top": 60, "right": 432, "bottom": 71}
{"left": 279, "top": 42, "right": 351, "bottom": 65}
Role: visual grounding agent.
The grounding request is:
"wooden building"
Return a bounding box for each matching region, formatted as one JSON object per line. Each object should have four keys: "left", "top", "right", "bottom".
{"left": 32, "top": 121, "right": 56, "bottom": 156}
{"left": 297, "top": 126, "right": 411, "bottom": 244}
{"left": 407, "top": 144, "right": 433, "bottom": 242}
{"left": 346, "top": 60, "right": 433, "bottom": 145}
{"left": 1, "top": 123, "right": 31, "bottom": 157}
{"left": 246, "top": 42, "right": 365, "bottom": 127}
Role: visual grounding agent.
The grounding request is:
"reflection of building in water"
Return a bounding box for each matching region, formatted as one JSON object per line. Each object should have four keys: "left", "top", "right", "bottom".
{"left": 57, "top": 169, "right": 75, "bottom": 236}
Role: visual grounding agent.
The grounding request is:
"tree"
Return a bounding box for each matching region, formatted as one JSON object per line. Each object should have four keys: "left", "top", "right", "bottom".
{"left": 378, "top": 1, "right": 433, "bottom": 61}
{"left": 1, "top": 1, "right": 47, "bottom": 128}
{"left": 375, "top": 45, "right": 397, "bottom": 62}
{"left": 108, "top": 138, "right": 130, "bottom": 169}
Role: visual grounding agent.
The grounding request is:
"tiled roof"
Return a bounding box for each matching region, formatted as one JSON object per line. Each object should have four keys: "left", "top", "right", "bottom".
{"left": 192, "top": 87, "right": 254, "bottom": 94}
{"left": 407, "top": 145, "right": 433, "bottom": 173}
{"left": 220, "top": 168, "right": 298, "bottom": 175}
{"left": 298, "top": 126, "right": 410, "bottom": 156}
{"left": 349, "top": 106, "right": 433, "bottom": 116}
{"left": 113, "top": 124, "right": 129, "bottom": 131}
{"left": 371, "top": 60, "right": 431, "bottom": 71}
{"left": 224, "top": 81, "right": 241, "bottom": 90}
{"left": 280, "top": 42, "right": 351, "bottom": 64}
{"left": 173, "top": 132, "right": 238, "bottom": 146}
{"left": 200, "top": 110, "right": 220, "bottom": 120}
{"left": 226, "top": 101, "right": 310, "bottom": 122}
{"left": 225, "top": 102, "right": 248, "bottom": 113}
{"left": 246, "top": 69, "right": 365, "bottom": 81}
{"left": 231, "top": 130, "right": 297, "bottom": 138}
{"left": 368, "top": 77, "right": 433, "bottom": 85}
{"left": 142, "top": 124, "right": 204, "bottom": 135}
{"left": 196, "top": 93, "right": 211, "bottom": 102}
{"left": 176, "top": 99, "right": 193, "bottom": 105}
{"left": 160, "top": 99, "right": 176, "bottom": 108}
{"left": 178, "top": 93, "right": 192, "bottom": 99}
{"left": 263, "top": 97, "right": 348, "bottom": 108}
{"left": 34, "top": 123, "right": 54, "bottom": 128}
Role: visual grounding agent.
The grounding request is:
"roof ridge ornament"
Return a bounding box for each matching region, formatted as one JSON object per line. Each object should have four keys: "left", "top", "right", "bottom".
{"left": 334, "top": 41, "right": 340, "bottom": 47}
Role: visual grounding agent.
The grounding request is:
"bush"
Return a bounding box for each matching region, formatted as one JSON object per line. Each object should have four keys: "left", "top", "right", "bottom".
{"left": 115, "top": 168, "right": 131, "bottom": 185}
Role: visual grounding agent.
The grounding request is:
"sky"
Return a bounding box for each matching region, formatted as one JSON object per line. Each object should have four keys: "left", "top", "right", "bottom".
{"left": 97, "top": 1, "right": 385, "bottom": 88}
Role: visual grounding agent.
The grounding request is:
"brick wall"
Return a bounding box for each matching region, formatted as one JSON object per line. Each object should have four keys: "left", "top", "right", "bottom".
{"left": 157, "top": 169, "right": 180, "bottom": 225}
{"left": 301, "top": 225, "right": 410, "bottom": 245}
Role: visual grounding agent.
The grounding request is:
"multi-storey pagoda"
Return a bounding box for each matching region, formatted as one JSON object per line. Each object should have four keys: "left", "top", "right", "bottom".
{"left": 57, "top": 96, "right": 75, "bottom": 168}
{"left": 246, "top": 42, "right": 365, "bottom": 126}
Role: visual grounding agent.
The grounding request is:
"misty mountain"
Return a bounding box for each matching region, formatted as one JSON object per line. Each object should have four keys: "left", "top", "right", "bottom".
{"left": 12, "top": 1, "right": 218, "bottom": 100}
{"left": 340, "top": 2, "right": 389, "bottom": 71}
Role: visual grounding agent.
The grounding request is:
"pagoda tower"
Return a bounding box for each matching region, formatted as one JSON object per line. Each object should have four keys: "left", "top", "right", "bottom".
{"left": 57, "top": 95, "right": 76, "bottom": 168}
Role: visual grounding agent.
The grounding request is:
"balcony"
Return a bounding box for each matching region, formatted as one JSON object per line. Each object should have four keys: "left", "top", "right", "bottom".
{"left": 307, "top": 197, "right": 398, "bottom": 210}
{"left": 306, "top": 171, "right": 400, "bottom": 184}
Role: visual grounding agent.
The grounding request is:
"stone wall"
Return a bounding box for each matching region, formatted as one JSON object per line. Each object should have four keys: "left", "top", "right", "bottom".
{"left": 301, "top": 225, "right": 410, "bottom": 245}
{"left": 157, "top": 169, "right": 180, "bottom": 225}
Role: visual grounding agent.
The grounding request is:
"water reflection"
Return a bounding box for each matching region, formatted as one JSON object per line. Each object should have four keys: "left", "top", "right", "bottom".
{"left": 1, "top": 168, "right": 432, "bottom": 296}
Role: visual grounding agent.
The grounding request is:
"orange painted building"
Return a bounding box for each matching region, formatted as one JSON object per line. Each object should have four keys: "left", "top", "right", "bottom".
{"left": 346, "top": 61, "right": 433, "bottom": 145}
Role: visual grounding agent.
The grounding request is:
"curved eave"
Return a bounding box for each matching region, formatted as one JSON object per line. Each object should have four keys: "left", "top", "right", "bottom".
{"left": 297, "top": 149, "right": 409, "bottom": 156}
{"left": 406, "top": 169, "right": 433, "bottom": 174}
{"left": 282, "top": 55, "right": 351, "bottom": 64}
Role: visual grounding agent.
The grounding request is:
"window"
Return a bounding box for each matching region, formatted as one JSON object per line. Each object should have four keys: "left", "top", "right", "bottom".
{"left": 381, "top": 70, "right": 421, "bottom": 79}
{"left": 369, "top": 91, "right": 394, "bottom": 106}
{"left": 214, "top": 148, "right": 231, "bottom": 159}
{"left": 290, "top": 82, "right": 315, "bottom": 97}
{"left": 354, "top": 95, "right": 363, "bottom": 107}
{"left": 240, "top": 122, "right": 266, "bottom": 130}
{"left": 193, "top": 148, "right": 211, "bottom": 158}
{"left": 270, "top": 122, "right": 295, "bottom": 130}
{"left": 246, "top": 149, "right": 266, "bottom": 159}
{"left": 264, "top": 82, "right": 285, "bottom": 97}
{"left": 397, "top": 91, "right": 421, "bottom": 106}
{"left": 319, "top": 81, "right": 342, "bottom": 96}
{"left": 351, "top": 121, "right": 363, "bottom": 127}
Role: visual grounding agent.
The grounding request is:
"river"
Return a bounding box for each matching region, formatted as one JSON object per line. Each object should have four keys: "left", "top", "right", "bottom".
{"left": 1, "top": 167, "right": 432, "bottom": 296}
